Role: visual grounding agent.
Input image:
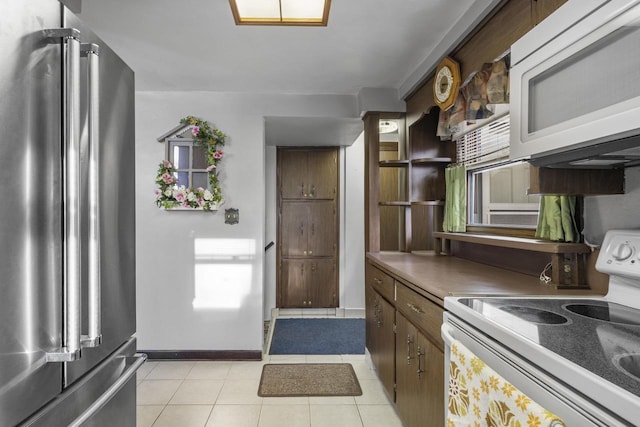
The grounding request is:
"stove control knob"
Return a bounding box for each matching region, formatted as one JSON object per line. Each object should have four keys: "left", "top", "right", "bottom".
{"left": 612, "top": 242, "right": 634, "bottom": 261}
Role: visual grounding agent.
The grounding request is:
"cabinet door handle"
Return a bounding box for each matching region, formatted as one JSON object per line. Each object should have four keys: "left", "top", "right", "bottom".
{"left": 310, "top": 184, "right": 315, "bottom": 197}
{"left": 373, "top": 300, "right": 379, "bottom": 324}
{"left": 311, "top": 223, "right": 315, "bottom": 235}
{"left": 300, "top": 222, "right": 304, "bottom": 236}
{"left": 406, "top": 334, "right": 414, "bottom": 365}
{"left": 417, "top": 346, "right": 425, "bottom": 378}
{"left": 407, "top": 303, "right": 424, "bottom": 314}
{"left": 301, "top": 181, "right": 305, "bottom": 197}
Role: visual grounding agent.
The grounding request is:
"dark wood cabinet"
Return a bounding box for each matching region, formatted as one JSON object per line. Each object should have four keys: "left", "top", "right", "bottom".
{"left": 281, "top": 201, "right": 336, "bottom": 257}
{"left": 280, "top": 259, "right": 336, "bottom": 308}
{"left": 365, "top": 261, "right": 445, "bottom": 427}
{"left": 277, "top": 148, "right": 339, "bottom": 308}
{"left": 395, "top": 312, "right": 444, "bottom": 427}
{"left": 279, "top": 149, "right": 337, "bottom": 200}
{"left": 529, "top": 166, "right": 624, "bottom": 196}
{"left": 365, "top": 282, "right": 396, "bottom": 400}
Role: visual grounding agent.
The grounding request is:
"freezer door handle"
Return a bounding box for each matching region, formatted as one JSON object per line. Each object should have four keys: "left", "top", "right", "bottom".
{"left": 43, "top": 28, "right": 83, "bottom": 362}
{"left": 80, "top": 43, "right": 102, "bottom": 349}
{"left": 67, "top": 353, "right": 147, "bottom": 427}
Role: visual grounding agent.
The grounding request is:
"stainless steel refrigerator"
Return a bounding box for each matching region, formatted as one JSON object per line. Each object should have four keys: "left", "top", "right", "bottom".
{"left": 1, "top": 1, "right": 142, "bottom": 426}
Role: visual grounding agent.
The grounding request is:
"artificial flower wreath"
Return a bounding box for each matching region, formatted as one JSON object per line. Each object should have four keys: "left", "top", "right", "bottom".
{"left": 155, "top": 116, "right": 227, "bottom": 211}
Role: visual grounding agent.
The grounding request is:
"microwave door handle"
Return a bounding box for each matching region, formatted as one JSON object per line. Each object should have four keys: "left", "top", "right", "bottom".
{"left": 43, "top": 28, "right": 83, "bottom": 362}
{"left": 81, "top": 43, "right": 102, "bottom": 348}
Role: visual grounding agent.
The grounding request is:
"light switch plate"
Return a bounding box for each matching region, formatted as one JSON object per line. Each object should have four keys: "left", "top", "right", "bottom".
{"left": 225, "top": 208, "right": 239, "bottom": 225}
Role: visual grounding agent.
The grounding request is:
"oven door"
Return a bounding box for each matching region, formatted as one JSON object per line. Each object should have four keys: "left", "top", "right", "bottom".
{"left": 442, "top": 313, "right": 629, "bottom": 427}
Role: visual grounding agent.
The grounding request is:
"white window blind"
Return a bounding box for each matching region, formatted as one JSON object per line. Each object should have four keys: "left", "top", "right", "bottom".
{"left": 456, "top": 114, "right": 510, "bottom": 166}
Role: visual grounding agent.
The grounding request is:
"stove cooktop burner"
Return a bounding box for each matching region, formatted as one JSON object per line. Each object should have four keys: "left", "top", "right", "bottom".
{"left": 615, "top": 353, "right": 640, "bottom": 382}
{"left": 447, "top": 230, "right": 640, "bottom": 425}
{"left": 456, "top": 297, "right": 640, "bottom": 397}
{"left": 498, "top": 305, "right": 569, "bottom": 324}
{"left": 564, "top": 303, "right": 640, "bottom": 325}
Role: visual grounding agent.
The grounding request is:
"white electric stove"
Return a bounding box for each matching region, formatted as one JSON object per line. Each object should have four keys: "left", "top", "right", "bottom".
{"left": 443, "top": 229, "right": 640, "bottom": 426}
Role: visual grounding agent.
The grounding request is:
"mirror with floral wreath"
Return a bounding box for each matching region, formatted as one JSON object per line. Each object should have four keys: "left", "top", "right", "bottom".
{"left": 155, "top": 116, "right": 227, "bottom": 211}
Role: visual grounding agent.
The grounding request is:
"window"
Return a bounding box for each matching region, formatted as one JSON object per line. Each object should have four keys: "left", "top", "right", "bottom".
{"left": 168, "top": 139, "right": 210, "bottom": 190}
{"left": 454, "top": 112, "right": 539, "bottom": 229}
{"left": 468, "top": 162, "right": 540, "bottom": 226}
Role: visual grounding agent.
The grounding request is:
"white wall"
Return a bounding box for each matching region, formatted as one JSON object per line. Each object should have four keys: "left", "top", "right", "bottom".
{"left": 584, "top": 167, "right": 640, "bottom": 246}
{"left": 264, "top": 146, "right": 277, "bottom": 319}
{"left": 341, "top": 133, "right": 366, "bottom": 310}
{"left": 136, "top": 91, "right": 363, "bottom": 351}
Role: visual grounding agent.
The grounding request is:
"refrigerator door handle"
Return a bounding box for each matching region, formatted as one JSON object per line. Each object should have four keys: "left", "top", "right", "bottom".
{"left": 80, "top": 43, "right": 102, "bottom": 349}
{"left": 43, "top": 28, "right": 83, "bottom": 363}
{"left": 67, "top": 353, "right": 147, "bottom": 427}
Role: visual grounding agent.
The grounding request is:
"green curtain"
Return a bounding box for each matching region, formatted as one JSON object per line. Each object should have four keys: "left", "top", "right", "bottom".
{"left": 535, "top": 195, "right": 580, "bottom": 242}
{"left": 443, "top": 165, "right": 466, "bottom": 232}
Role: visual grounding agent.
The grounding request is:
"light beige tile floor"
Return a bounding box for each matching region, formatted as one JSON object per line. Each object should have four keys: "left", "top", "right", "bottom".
{"left": 136, "top": 355, "right": 404, "bottom": 427}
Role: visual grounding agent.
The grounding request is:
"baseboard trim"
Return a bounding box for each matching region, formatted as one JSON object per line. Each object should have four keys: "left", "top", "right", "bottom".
{"left": 272, "top": 308, "right": 366, "bottom": 319}
{"left": 140, "top": 350, "right": 262, "bottom": 361}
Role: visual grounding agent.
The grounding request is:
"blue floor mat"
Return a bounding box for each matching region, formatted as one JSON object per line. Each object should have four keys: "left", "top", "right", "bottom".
{"left": 269, "top": 318, "right": 365, "bottom": 355}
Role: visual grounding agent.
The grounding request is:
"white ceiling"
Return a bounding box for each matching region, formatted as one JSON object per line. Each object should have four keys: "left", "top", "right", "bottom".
{"left": 74, "top": 0, "right": 500, "bottom": 145}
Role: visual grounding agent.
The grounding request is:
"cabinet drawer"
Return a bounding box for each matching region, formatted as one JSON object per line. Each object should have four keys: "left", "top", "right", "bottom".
{"left": 396, "top": 283, "right": 444, "bottom": 350}
{"left": 366, "top": 263, "right": 394, "bottom": 303}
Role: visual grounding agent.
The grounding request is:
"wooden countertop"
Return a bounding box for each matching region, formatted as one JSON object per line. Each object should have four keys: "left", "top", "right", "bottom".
{"left": 366, "top": 251, "right": 604, "bottom": 306}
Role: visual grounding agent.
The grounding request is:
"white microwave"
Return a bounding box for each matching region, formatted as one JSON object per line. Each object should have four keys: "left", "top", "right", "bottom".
{"left": 510, "top": 0, "right": 640, "bottom": 168}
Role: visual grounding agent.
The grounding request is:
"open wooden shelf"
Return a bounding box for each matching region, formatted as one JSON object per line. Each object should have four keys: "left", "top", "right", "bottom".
{"left": 411, "top": 200, "right": 445, "bottom": 206}
{"left": 433, "top": 231, "right": 590, "bottom": 254}
{"left": 379, "top": 160, "right": 409, "bottom": 167}
{"left": 411, "top": 157, "right": 453, "bottom": 165}
{"left": 433, "top": 231, "right": 591, "bottom": 288}
{"left": 379, "top": 201, "right": 411, "bottom": 207}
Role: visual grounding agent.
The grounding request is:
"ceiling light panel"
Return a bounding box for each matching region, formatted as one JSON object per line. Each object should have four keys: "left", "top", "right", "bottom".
{"left": 281, "top": 0, "right": 326, "bottom": 22}
{"left": 233, "top": 0, "right": 280, "bottom": 20}
{"left": 230, "top": 0, "right": 331, "bottom": 26}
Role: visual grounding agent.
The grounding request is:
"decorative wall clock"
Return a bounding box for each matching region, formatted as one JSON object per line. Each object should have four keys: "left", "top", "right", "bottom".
{"left": 433, "top": 57, "right": 461, "bottom": 111}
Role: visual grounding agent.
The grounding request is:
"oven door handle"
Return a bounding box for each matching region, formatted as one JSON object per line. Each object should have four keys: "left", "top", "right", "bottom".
{"left": 441, "top": 322, "right": 456, "bottom": 347}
